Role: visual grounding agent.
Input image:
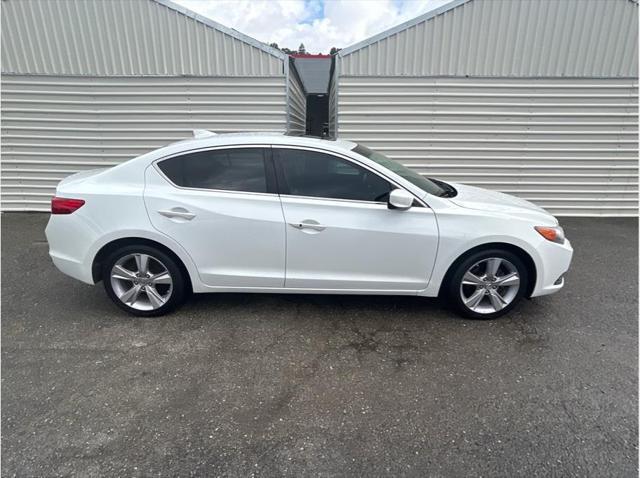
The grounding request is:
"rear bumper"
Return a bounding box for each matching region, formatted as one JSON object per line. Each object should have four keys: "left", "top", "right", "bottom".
{"left": 50, "top": 251, "right": 93, "bottom": 284}
{"left": 530, "top": 238, "right": 573, "bottom": 297}
{"left": 45, "top": 214, "right": 97, "bottom": 285}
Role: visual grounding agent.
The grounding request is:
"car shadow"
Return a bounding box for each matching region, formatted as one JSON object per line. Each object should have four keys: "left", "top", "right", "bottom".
{"left": 183, "top": 291, "right": 453, "bottom": 322}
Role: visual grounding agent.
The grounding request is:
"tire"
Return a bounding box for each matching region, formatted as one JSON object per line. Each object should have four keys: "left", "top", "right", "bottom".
{"left": 445, "top": 248, "right": 528, "bottom": 320}
{"left": 102, "top": 244, "right": 187, "bottom": 317}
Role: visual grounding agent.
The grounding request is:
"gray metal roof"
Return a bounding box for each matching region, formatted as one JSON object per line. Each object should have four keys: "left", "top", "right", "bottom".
{"left": 292, "top": 57, "right": 333, "bottom": 94}
{"left": 1, "top": 0, "right": 286, "bottom": 76}
{"left": 156, "top": 0, "right": 286, "bottom": 60}
{"left": 338, "top": 0, "right": 469, "bottom": 57}
{"left": 338, "top": 0, "right": 639, "bottom": 78}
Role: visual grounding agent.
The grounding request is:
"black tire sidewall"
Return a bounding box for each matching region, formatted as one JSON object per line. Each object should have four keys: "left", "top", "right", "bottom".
{"left": 102, "top": 245, "right": 186, "bottom": 317}
{"left": 447, "top": 249, "right": 528, "bottom": 320}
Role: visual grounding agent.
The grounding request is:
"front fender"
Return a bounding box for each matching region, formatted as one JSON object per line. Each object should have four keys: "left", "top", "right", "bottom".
{"left": 420, "top": 209, "right": 547, "bottom": 297}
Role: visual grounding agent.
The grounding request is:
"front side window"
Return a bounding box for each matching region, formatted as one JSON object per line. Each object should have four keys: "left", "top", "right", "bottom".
{"left": 157, "top": 148, "right": 268, "bottom": 193}
{"left": 352, "top": 144, "right": 448, "bottom": 197}
{"left": 274, "top": 148, "right": 392, "bottom": 202}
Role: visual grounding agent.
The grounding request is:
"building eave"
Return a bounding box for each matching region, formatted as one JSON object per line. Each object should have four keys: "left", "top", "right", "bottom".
{"left": 154, "top": 0, "right": 287, "bottom": 61}
{"left": 338, "top": 0, "right": 472, "bottom": 58}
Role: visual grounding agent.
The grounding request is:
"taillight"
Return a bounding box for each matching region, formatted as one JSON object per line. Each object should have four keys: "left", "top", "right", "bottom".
{"left": 51, "top": 197, "right": 85, "bottom": 214}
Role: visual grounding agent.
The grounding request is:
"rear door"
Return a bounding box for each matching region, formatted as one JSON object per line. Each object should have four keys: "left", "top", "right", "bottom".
{"left": 273, "top": 146, "right": 439, "bottom": 291}
{"left": 144, "top": 146, "right": 286, "bottom": 288}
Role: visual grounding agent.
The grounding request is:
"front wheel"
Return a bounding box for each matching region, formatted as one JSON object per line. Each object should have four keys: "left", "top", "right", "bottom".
{"left": 446, "top": 249, "right": 528, "bottom": 320}
{"left": 102, "top": 245, "right": 187, "bottom": 317}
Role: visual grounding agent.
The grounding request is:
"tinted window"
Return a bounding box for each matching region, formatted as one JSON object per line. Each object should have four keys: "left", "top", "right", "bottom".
{"left": 275, "top": 149, "right": 391, "bottom": 202}
{"left": 158, "top": 148, "right": 267, "bottom": 193}
{"left": 352, "top": 144, "right": 447, "bottom": 197}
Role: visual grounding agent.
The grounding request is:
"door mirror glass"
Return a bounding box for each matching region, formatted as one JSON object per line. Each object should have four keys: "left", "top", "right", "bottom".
{"left": 388, "top": 188, "right": 414, "bottom": 210}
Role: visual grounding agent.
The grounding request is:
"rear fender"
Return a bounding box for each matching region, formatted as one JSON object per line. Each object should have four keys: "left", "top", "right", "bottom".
{"left": 87, "top": 229, "right": 201, "bottom": 289}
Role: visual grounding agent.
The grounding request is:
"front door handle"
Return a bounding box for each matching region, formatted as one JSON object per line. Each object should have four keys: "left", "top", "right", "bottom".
{"left": 289, "top": 220, "right": 327, "bottom": 232}
{"left": 158, "top": 208, "right": 196, "bottom": 220}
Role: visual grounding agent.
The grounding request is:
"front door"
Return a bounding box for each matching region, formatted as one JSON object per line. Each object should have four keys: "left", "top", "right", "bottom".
{"left": 144, "top": 146, "right": 286, "bottom": 288}
{"left": 273, "top": 147, "right": 439, "bottom": 291}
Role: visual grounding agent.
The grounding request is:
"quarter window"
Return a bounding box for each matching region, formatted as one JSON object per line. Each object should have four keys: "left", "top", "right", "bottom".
{"left": 158, "top": 148, "right": 268, "bottom": 193}
{"left": 275, "top": 149, "right": 392, "bottom": 202}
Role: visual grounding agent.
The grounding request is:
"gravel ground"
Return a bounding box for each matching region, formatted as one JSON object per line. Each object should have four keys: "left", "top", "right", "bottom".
{"left": 1, "top": 213, "right": 637, "bottom": 477}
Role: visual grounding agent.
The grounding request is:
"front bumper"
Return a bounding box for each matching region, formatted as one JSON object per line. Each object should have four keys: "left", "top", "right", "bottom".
{"left": 530, "top": 238, "right": 573, "bottom": 297}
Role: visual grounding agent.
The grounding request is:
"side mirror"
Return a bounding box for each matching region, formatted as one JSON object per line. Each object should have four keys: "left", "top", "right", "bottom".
{"left": 388, "top": 188, "right": 414, "bottom": 210}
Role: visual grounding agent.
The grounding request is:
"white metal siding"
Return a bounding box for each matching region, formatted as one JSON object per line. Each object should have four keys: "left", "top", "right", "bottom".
{"left": 287, "top": 63, "right": 307, "bottom": 135}
{"left": 340, "top": 0, "right": 638, "bottom": 78}
{"left": 1, "top": 0, "right": 284, "bottom": 76}
{"left": 328, "top": 64, "right": 338, "bottom": 138}
{"left": 1, "top": 75, "right": 287, "bottom": 211}
{"left": 337, "top": 76, "right": 638, "bottom": 216}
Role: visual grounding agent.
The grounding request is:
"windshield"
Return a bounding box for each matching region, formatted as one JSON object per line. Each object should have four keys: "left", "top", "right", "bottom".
{"left": 352, "top": 144, "right": 448, "bottom": 197}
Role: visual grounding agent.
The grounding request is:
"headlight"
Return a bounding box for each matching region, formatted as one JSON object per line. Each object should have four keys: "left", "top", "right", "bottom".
{"left": 534, "top": 225, "right": 565, "bottom": 244}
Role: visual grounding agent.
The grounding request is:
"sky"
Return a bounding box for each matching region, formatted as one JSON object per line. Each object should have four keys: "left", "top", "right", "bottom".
{"left": 174, "top": 0, "right": 451, "bottom": 54}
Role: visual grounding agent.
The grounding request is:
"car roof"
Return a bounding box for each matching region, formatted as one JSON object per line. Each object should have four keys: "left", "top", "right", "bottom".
{"left": 166, "top": 132, "right": 357, "bottom": 155}
{"left": 109, "top": 130, "right": 433, "bottom": 203}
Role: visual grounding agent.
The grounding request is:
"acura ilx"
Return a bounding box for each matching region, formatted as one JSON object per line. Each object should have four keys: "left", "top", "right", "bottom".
{"left": 45, "top": 131, "right": 573, "bottom": 319}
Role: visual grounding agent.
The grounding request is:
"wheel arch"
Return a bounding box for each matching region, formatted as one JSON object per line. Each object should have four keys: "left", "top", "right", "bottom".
{"left": 92, "top": 237, "right": 193, "bottom": 293}
{"left": 437, "top": 242, "right": 537, "bottom": 298}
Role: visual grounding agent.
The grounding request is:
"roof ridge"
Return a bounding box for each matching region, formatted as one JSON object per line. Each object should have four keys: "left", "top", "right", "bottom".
{"left": 338, "top": 0, "right": 472, "bottom": 57}
{"left": 153, "top": 0, "right": 287, "bottom": 60}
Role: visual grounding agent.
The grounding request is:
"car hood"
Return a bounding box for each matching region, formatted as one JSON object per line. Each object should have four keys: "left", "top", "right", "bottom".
{"left": 446, "top": 182, "right": 557, "bottom": 225}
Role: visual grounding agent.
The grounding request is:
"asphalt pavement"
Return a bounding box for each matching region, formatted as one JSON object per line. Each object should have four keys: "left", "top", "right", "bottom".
{"left": 1, "top": 213, "right": 637, "bottom": 477}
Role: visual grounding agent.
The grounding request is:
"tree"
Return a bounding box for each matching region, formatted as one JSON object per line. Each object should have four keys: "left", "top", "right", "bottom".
{"left": 329, "top": 47, "right": 342, "bottom": 55}
{"left": 269, "top": 43, "right": 296, "bottom": 55}
{"left": 298, "top": 43, "right": 306, "bottom": 54}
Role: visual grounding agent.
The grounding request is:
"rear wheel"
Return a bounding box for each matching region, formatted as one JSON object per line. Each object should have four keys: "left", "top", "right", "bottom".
{"left": 102, "top": 245, "right": 187, "bottom": 317}
{"left": 446, "top": 249, "right": 528, "bottom": 320}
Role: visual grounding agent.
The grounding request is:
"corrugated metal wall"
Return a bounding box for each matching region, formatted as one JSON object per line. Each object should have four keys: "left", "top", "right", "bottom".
{"left": 1, "top": 0, "right": 284, "bottom": 76}
{"left": 336, "top": 76, "right": 638, "bottom": 216}
{"left": 1, "top": 0, "right": 296, "bottom": 211}
{"left": 287, "top": 61, "right": 307, "bottom": 135}
{"left": 334, "top": 0, "right": 639, "bottom": 216}
{"left": 339, "top": 0, "right": 638, "bottom": 77}
{"left": 328, "top": 64, "right": 338, "bottom": 138}
{"left": 1, "top": 75, "right": 288, "bottom": 211}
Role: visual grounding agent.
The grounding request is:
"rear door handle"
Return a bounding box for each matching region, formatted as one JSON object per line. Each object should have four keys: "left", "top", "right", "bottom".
{"left": 158, "top": 208, "right": 196, "bottom": 220}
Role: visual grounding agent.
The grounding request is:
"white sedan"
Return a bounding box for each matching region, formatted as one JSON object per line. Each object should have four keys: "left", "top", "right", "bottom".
{"left": 45, "top": 132, "right": 573, "bottom": 319}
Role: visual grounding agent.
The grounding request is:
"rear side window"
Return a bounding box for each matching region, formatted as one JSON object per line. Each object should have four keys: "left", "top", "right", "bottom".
{"left": 274, "top": 148, "right": 392, "bottom": 202}
{"left": 158, "top": 148, "right": 268, "bottom": 193}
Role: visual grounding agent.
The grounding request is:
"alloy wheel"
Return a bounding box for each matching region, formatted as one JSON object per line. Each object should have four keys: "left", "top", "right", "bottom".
{"left": 459, "top": 257, "right": 521, "bottom": 314}
{"left": 110, "top": 253, "right": 173, "bottom": 311}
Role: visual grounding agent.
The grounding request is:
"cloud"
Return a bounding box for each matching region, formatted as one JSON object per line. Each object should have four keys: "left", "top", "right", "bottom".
{"left": 174, "top": 0, "right": 451, "bottom": 54}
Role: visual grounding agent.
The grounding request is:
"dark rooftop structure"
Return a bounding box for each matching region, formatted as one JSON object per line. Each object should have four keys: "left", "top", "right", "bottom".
{"left": 291, "top": 54, "right": 332, "bottom": 95}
